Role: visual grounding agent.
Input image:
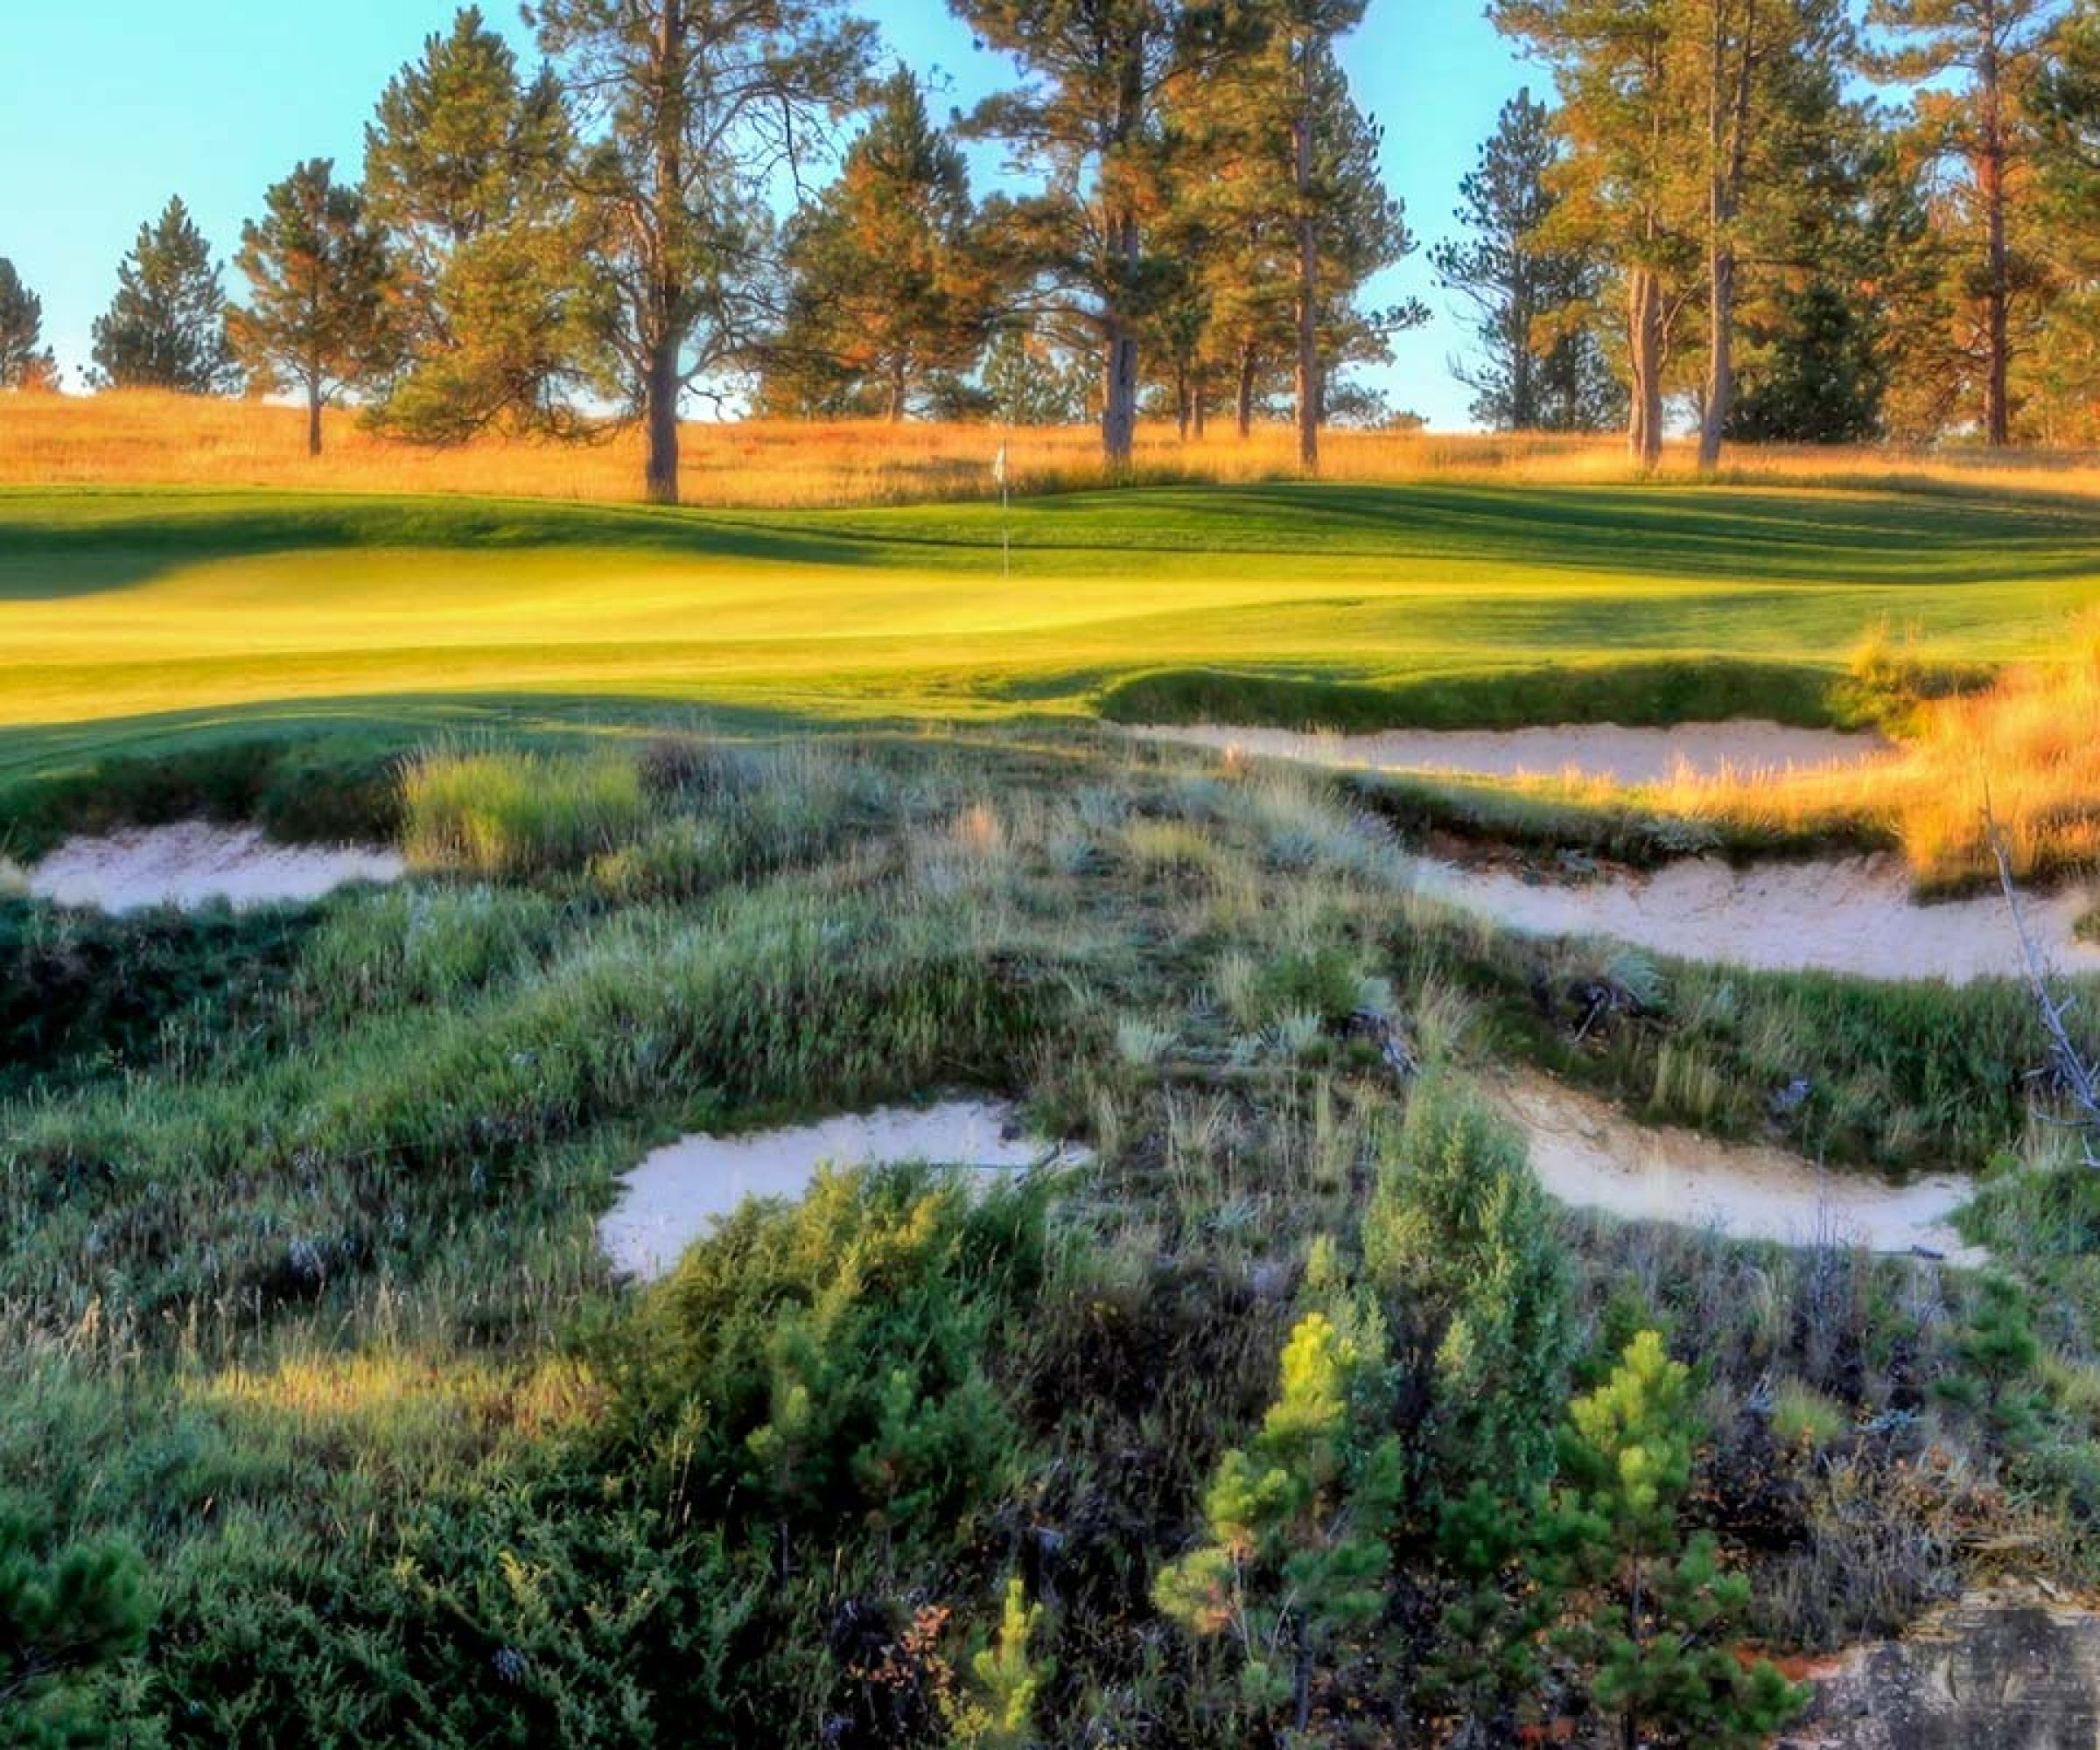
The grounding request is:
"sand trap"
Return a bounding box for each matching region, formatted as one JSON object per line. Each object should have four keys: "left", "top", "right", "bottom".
{"left": 600, "top": 1100, "right": 1086, "bottom": 1281}
{"left": 1494, "top": 1070, "right": 1982, "bottom": 1261}
{"left": 1416, "top": 851, "right": 2100, "bottom": 985}
{"left": 1138, "top": 719, "right": 1891, "bottom": 786}
{"left": 26, "top": 822, "right": 404, "bottom": 914}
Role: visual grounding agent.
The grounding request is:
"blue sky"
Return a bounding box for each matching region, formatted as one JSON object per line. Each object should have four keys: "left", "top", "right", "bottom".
{"left": 0, "top": 2, "right": 1536, "bottom": 429}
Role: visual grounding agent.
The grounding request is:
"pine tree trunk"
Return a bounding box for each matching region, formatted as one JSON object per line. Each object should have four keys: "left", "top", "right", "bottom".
{"left": 1628, "top": 266, "right": 1663, "bottom": 470}
{"left": 1698, "top": 0, "right": 1755, "bottom": 472}
{"left": 644, "top": 338, "right": 681, "bottom": 506}
{"left": 1236, "top": 346, "right": 1257, "bottom": 438}
{"left": 1100, "top": 276, "right": 1134, "bottom": 468}
{"left": 306, "top": 381, "right": 322, "bottom": 458}
{"left": 1193, "top": 368, "right": 1208, "bottom": 439}
{"left": 1981, "top": 7, "right": 2012, "bottom": 446}
{"left": 1698, "top": 245, "right": 1735, "bottom": 471}
{"left": 1511, "top": 292, "right": 1536, "bottom": 432}
{"left": 1294, "top": 32, "right": 1320, "bottom": 475}
{"left": 644, "top": 1, "right": 686, "bottom": 504}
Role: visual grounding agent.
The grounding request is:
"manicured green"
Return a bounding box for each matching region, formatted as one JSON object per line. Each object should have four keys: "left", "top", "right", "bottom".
{"left": 4, "top": 480, "right": 2097, "bottom": 774}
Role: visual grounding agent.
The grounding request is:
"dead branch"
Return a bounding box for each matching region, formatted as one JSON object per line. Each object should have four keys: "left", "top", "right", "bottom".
{"left": 1990, "top": 822, "right": 2100, "bottom": 1171}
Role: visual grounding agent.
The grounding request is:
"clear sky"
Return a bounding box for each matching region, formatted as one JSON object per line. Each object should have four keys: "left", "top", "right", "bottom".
{"left": 0, "top": 2, "right": 1537, "bottom": 429}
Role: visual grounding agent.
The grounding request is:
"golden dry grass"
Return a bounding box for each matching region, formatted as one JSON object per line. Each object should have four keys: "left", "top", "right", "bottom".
{"left": 1562, "top": 627, "right": 2100, "bottom": 888}
{"left": 15, "top": 387, "right": 2100, "bottom": 505}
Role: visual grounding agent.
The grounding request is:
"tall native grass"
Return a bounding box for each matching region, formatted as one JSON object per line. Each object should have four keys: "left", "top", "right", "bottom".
{"left": 1428, "top": 625, "right": 2100, "bottom": 893}
{"left": 401, "top": 746, "right": 648, "bottom": 878}
{"left": 20, "top": 387, "right": 2100, "bottom": 506}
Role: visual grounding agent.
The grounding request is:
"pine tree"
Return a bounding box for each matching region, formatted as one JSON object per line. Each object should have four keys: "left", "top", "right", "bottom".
{"left": 1432, "top": 88, "right": 1621, "bottom": 431}
{"left": 982, "top": 320, "right": 1095, "bottom": 425}
{"left": 2029, "top": 0, "right": 2100, "bottom": 439}
{"left": 762, "top": 68, "right": 995, "bottom": 419}
{"left": 0, "top": 260, "right": 58, "bottom": 390}
{"left": 88, "top": 196, "right": 238, "bottom": 393}
{"left": 1935, "top": 1271, "right": 2049, "bottom": 1446}
{"left": 1160, "top": 4, "right": 1420, "bottom": 458}
{"left": 1543, "top": 1331, "right": 1807, "bottom": 1750}
{"left": 1363, "top": 1075, "right": 1572, "bottom": 1507}
{"left": 362, "top": 5, "right": 606, "bottom": 440}
{"left": 1490, "top": 0, "right": 1694, "bottom": 467}
{"left": 529, "top": 0, "right": 874, "bottom": 503}
{"left": 1729, "top": 281, "right": 1889, "bottom": 441}
{"left": 1868, "top": 0, "right": 2066, "bottom": 444}
{"left": 950, "top": 1, "right": 1254, "bottom": 469}
{"left": 945, "top": 1577, "right": 1052, "bottom": 1750}
{"left": 1154, "top": 1306, "right": 1404, "bottom": 1737}
{"left": 229, "top": 161, "right": 396, "bottom": 456}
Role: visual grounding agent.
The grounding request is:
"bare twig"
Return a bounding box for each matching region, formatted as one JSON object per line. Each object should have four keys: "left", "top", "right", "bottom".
{"left": 1989, "top": 816, "right": 2100, "bottom": 1170}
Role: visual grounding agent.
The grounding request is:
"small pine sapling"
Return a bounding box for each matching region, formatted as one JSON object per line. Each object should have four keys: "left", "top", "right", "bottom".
{"left": 1543, "top": 1331, "right": 1807, "bottom": 1750}
{"left": 1154, "top": 1306, "right": 1404, "bottom": 1737}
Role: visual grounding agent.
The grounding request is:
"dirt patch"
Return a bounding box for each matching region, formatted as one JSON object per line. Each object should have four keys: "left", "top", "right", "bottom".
{"left": 1494, "top": 1070, "right": 1982, "bottom": 1262}
{"left": 600, "top": 1100, "right": 1087, "bottom": 1282}
{"left": 1418, "top": 852, "right": 2100, "bottom": 985}
{"left": 27, "top": 822, "right": 404, "bottom": 914}
{"left": 1137, "top": 719, "right": 1891, "bottom": 785}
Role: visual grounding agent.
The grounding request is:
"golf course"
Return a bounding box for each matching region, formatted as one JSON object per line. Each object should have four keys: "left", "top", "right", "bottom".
{"left": 13, "top": 0, "right": 2100, "bottom": 1735}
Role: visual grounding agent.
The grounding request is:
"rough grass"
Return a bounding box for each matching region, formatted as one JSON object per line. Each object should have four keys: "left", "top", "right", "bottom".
{"left": 401, "top": 746, "right": 648, "bottom": 878}
{"left": 4, "top": 724, "right": 2096, "bottom": 1744}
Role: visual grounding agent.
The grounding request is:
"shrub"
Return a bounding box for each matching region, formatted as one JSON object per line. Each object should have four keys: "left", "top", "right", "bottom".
{"left": 0, "top": 1498, "right": 152, "bottom": 1748}
{"left": 613, "top": 1166, "right": 1048, "bottom": 1551}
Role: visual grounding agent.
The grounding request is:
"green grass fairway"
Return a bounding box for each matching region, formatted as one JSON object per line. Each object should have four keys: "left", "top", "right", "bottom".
{"left": 6, "top": 480, "right": 2099, "bottom": 774}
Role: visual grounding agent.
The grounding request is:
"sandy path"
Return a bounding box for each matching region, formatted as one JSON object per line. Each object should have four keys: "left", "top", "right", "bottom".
{"left": 1417, "top": 851, "right": 2100, "bottom": 984}
{"left": 1137, "top": 719, "right": 1892, "bottom": 785}
{"left": 600, "top": 1100, "right": 1086, "bottom": 1281}
{"left": 1494, "top": 1070, "right": 1982, "bottom": 1261}
{"left": 27, "top": 822, "right": 404, "bottom": 913}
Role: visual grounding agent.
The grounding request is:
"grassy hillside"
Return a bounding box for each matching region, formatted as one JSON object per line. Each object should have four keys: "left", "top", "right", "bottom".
{"left": 4, "top": 480, "right": 2098, "bottom": 761}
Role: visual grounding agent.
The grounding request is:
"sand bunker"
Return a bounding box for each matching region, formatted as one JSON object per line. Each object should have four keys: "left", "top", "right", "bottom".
{"left": 1417, "top": 851, "right": 2100, "bottom": 985}
{"left": 600, "top": 1100, "right": 1086, "bottom": 1281}
{"left": 26, "top": 822, "right": 404, "bottom": 914}
{"left": 1495, "top": 1070, "right": 1982, "bottom": 1262}
{"left": 1138, "top": 719, "right": 1890, "bottom": 786}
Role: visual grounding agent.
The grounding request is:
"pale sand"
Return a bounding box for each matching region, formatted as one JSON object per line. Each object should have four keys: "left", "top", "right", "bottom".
{"left": 1416, "top": 851, "right": 2100, "bottom": 984}
{"left": 1137, "top": 718, "right": 1892, "bottom": 785}
{"left": 600, "top": 1100, "right": 1087, "bottom": 1282}
{"left": 28, "top": 822, "right": 404, "bottom": 914}
{"left": 1494, "top": 1070, "right": 1983, "bottom": 1262}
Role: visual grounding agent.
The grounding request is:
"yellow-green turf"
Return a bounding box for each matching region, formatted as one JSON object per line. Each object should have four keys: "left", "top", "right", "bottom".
{"left": 4, "top": 478, "right": 2097, "bottom": 779}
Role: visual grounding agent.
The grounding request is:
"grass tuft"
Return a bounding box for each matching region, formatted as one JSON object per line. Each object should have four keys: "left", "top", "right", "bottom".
{"left": 401, "top": 746, "right": 648, "bottom": 879}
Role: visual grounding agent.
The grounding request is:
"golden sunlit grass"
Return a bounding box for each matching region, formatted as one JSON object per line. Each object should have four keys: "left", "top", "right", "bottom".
{"left": 1517, "top": 626, "right": 2100, "bottom": 892}
{"left": 15, "top": 386, "right": 2100, "bottom": 505}
{"left": 200, "top": 1348, "right": 606, "bottom": 1480}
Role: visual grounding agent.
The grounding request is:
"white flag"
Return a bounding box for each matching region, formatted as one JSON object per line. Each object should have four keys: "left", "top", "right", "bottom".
{"left": 991, "top": 443, "right": 1008, "bottom": 486}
